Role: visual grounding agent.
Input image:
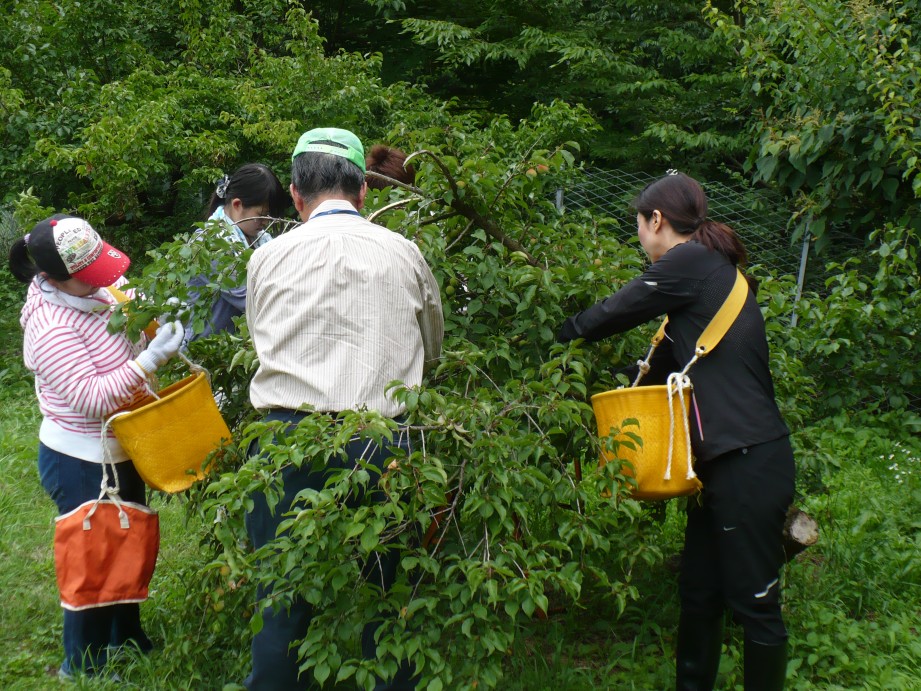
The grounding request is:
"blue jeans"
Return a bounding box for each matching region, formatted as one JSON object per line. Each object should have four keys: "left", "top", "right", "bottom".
{"left": 244, "top": 411, "right": 416, "bottom": 691}
{"left": 38, "top": 443, "right": 153, "bottom": 675}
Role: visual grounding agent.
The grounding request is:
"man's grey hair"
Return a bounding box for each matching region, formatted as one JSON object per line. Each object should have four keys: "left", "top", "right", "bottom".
{"left": 291, "top": 150, "right": 365, "bottom": 207}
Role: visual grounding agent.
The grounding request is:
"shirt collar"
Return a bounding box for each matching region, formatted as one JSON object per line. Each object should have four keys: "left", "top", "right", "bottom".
{"left": 307, "top": 199, "right": 360, "bottom": 220}
{"left": 36, "top": 277, "right": 112, "bottom": 313}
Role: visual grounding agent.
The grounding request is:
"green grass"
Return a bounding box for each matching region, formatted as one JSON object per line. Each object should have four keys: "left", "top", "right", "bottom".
{"left": 0, "top": 400, "right": 247, "bottom": 690}
{"left": 3, "top": 375, "right": 921, "bottom": 689}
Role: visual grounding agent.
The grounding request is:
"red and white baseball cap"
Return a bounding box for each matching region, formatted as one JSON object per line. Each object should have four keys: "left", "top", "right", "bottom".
{"left": 26, "top": 214, "right": 130, "bottom": 287}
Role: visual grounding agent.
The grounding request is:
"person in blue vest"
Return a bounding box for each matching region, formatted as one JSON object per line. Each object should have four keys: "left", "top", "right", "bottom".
{"left": 185, "top": 163, "right": 287, "bottom": 341}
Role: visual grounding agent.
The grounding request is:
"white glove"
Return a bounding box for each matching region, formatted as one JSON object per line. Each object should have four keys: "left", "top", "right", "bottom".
{"left": 134, "top": 321, "right": 184, "bottom": 374}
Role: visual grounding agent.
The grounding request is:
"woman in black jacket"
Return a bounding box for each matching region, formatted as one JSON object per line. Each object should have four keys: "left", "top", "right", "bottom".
{"left": 558, "top": 172, "right": 794, "bottom": 691}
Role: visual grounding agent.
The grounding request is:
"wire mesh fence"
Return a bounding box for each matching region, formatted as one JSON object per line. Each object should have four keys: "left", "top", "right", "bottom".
{"left": 558, "top": 168, "right": 804, "bottom": 277}
{"left": 559, "top": 168, "right": 873, "bottom": 282}
{"left": 559, "top": 168, "right": 918, "bottom": 412}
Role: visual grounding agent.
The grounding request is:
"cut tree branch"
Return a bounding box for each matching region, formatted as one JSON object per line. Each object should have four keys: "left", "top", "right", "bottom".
{"left": 783, "top": 506, "right": 819, "bottom": 562}
{"left": 404, "top": 149, "right": 538, "bottom": 265}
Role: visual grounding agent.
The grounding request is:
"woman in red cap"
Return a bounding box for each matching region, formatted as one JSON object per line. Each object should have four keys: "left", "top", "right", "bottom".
{"left": 8, "top": 214, "right": 184, "bottom": 679}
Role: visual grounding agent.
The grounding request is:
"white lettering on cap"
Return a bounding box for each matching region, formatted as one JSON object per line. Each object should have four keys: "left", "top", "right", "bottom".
{"left": 53, "top": 218, "right": 103, "bottom": 274}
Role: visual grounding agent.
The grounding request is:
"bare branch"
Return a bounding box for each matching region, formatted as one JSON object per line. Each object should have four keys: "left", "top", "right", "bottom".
{"left": 405, "top": 149, "right": 538, "bottom": 264}
{"left": 368, "top": 197, "right": 422, "bottom": 224}
{"left": 365, "top": 170, "right": 424, "bottom": 196}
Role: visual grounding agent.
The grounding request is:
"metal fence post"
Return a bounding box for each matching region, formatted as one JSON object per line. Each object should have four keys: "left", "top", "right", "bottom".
{"left": 555, "top": 188, "right": 564, "bottom": 213}
{"left": 790, "top": 229, "right": 810, "bottom": 328}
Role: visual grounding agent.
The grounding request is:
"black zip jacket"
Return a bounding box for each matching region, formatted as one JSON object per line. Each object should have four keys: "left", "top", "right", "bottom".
{"left": 558, "top": 241, "right": 789, "bottom": 463}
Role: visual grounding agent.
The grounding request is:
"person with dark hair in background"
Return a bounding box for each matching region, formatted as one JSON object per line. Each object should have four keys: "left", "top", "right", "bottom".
{"left": 243, "top": 128, "right": 443, "bottom": 690}
{"left": 8, "top": 215, "right": 184, "bottom": 679}
{"left": 365, "top": 144, "right": 416, "bottom": 190}
{"left": 558, "top": 172, "right": 794, "bottom": 691}
{"left": 186, "top": 163, "right": 288, "bottom": 341}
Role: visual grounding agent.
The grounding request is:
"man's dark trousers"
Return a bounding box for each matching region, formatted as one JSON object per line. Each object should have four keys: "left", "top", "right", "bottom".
{"left": 244, "top": 410, "right": 415, "bottom": 691}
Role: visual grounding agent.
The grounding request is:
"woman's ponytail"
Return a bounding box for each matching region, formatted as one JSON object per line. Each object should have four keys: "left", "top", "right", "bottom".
{"left": 691, "top": 220, "right": 747, "bottom": 267}
{"left": 8, "top": 237, "right": 39, "bottom": 283}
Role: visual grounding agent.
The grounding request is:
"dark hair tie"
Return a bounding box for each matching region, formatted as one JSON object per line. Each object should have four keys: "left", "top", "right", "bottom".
{"left": 693, "top": 217, "right": 705, "bottom": 230}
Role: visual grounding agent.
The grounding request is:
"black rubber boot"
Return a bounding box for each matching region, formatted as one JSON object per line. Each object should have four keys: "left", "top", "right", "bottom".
{"left": 743, "top": 638, "right": 787, "bottom": 691}
{"left": 675, "top": 611, "right": 723, "bottom": 691}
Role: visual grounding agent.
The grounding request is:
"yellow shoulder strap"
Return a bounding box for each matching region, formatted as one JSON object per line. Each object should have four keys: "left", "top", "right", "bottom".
{"left": 651, "top": 318, "right": 668, "bottom": 346}
{"left": 648, "top": 269, "right": 749, "bottom": 357}
{"left": 695, "top": 269, "right": 748, "bottom": 356}
{"left": 105, "top": 285, "right": 131, "bottom": 304}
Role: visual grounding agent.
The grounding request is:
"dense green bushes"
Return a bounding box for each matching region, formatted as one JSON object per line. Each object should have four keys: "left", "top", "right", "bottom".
{"left": 2, "top": 1, "right": 920, "bottom": 687}
{"left": 119, "top": 102, "right": 668, "bottom": 687}
{"left": 2, "top": 1, "right": 431, "bottom": 251}
{"left": 708, "top": 0, "right": 921, "bottom": 248}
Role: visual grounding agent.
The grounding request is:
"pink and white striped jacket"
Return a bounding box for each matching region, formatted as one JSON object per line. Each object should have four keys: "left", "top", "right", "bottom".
{"left": 20, "top": 277, "right": 151, "bottom": 463}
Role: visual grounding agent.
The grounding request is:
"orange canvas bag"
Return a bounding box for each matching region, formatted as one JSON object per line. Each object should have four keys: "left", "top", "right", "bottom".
{"left": 53, "top": 465, "right": 159, "bottom": 611}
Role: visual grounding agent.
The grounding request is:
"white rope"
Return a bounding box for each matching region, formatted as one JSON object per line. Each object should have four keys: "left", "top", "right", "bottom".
{"left": 177, "top": 351, "right": 209, "bottom": 385}
{"left": 633, "top": 336, "right": 701, "bottom": 483}
{"left": 81, "top": 416, "right": 132, "bottom": 530}
{"left": 99, "top": 415, "right": 127, "bottom": 497}
{"left": 665, "top": 352, "right": 704, "bottom": 481}
{"left": 679, "top": 353, "right": 700, "bottom": 378}
{"left": 665, "top": 371, "right": 695, "bottom": 481}
{"left": 632, "top": 344, "right": 657, "bottom": 387}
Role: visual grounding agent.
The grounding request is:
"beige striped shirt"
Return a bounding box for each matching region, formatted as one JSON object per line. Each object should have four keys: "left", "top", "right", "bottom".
{"left": 246, "top": 199, "right": 444, "bottom": 417}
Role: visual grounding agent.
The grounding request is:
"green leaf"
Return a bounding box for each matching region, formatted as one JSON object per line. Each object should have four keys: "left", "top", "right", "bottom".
{"left": 360, "top": 525, "right": 380, "bottom": 552}
{"left": 250, "top": 611, "right": 264, "bottom": 635}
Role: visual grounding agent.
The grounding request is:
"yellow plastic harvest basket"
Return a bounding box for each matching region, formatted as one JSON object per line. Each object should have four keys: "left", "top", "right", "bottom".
{"left": 110, "top": 371, "right": 232, "bottom": 493}
{"left": 590, "top": 384, "right": 701, "bottom": 500}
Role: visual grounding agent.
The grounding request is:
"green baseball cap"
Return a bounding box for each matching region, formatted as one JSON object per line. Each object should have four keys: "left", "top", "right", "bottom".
{"left": 291, "top": 127, "right": 366, "bottom": 172}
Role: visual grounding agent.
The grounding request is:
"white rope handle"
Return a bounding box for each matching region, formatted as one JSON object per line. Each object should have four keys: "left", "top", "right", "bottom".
{"left": 178, "top": 351, "right": 210, "bottom": 385}
{"left": 631, "top": 343, "right": 657, "bottom": 387}
{"left": 664, "top": 372, "right": 696, "bottom": 481}
{"left": 100, "top": 416, "right": 126, "bottom": 496}
{"left": 83, "top": 480, "right": 130, "bottom": 530}
{"left": 678, "top": 353, "right": 700, "bottom": 379}
{"left": 81, "top": 417, "right": 131, "bottom": 530}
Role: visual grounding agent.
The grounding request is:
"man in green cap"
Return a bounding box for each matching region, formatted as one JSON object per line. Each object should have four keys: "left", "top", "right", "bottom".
{"left": 243, "top": 128, "right": 444, "bottom": 690}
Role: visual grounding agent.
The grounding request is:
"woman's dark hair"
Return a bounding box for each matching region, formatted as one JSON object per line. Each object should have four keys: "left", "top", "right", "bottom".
{"left": 7, "top": 214, "right": 74, "bottom": 284}
{"left": 365, "top": 145, "right": 416, "bottom": 189}
{"left": 632, "top": 172, "right": 747, "bottom": 266}
{"left": 206, "top": 163, "right": 288, "bottom": 219}
{"left": 8, "top": 238, "right": 44, "bottom": 283}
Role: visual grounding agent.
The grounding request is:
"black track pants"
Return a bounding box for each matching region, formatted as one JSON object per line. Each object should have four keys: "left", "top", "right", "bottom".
{"left": 678, "top": 436, "right": 795, "bottom": 645}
